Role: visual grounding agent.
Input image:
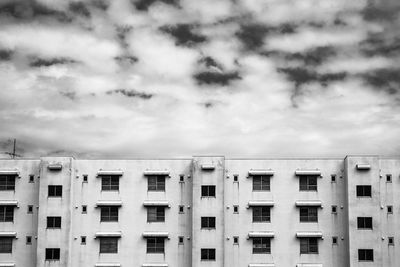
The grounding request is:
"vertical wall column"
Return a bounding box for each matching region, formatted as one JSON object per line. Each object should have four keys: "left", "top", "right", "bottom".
{"left": 36, "top": 157, "right": 75, "bottom": 267}
{"left": 192, "top": 156, "right": 225, "bottom": 267}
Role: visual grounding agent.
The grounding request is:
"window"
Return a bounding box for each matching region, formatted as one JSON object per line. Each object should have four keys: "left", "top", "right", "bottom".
{"left": 179, "top": 174, "right": 184, "bottom": 182}
{"left": 331, "top": 174, "right": 336, "bottom": 182}
{"left": 100, "top": 206, "right": 118, "bottom": 222}
{"left": 45, "top": 248, "right": 60, "bottom": 260}
{"left": 101, "top": 176, "right": 119, "bottom": 191}
{"left": 253, "top": 206, "right": 270, "bottom": 222}
{"left": 300, "top": 207, "right": 318, "bottom": 222}
{"left": 99, "top": 237, "right": 118, "bottom": 253}
{"left": 29, "top": 175, "right": 34, "bottom": 183}
{"left": 148, "top": 175, "right": 166, "bottom": 191}
{"left": 0, "top": 237, "right": 12, "bottom": 253}
{"left": 233, "top": 175, "right": 238, "bottom": 182}
{"left": 388, "top": 237, "right": 394, "bottom": 245}
{"left": 386, "top": 174, "right": 392, "bottom": 183}
{"left": 358, "top": 249, "right": 373, "bottom": 261}
{"left": 331, "top": 205, "right": 337, "bottom": 214}
{"left": 147, "top": 237, "right": 164, "bottom": 253}
{"left": 47, "top": 216, "right": 61, "bottom": 228}
{"left": 201, "top": 217, "right": 216, "bottom": 229}
{"left": 233, "top": 236, "right": 239, "bottom": 244}
{"left": 332, "top": 236, "right": 338, "bottom": 245}
{"left": 81, "top": 236, "right": 86, "bottom": 245}
{"left": 299, "top": 176, "right": 317, "bottom": 191}
{"left": 233, "top": 205, "right": 239, "bottom": 213}
{"left": 253, "top": 237, "right": 271, "bottom": 254}
{"left": 300, "top": 238, "right": 318, "bottom": 254}
{"left": 0, "top": 175, "right": 16, "bottom": 190}
{"left": 0, "top": 206, "right": 14, "bottom": 222}
{"left": 83, "top": 175, "right": 88, "bottom": 182}
{"left": 82, "top": 205, "right": 87, "bottom": 214}
{"left": 48, "top": 185, "right": 62, "bottom": 197}
{"left": 26, "top": 236, "right": 32, "bottom": 245}
{"left": 201, "top": 185, "right": 216, "bottom": 197}
{"left": 147, "top": 207, "right": 165, "bottom": 222}
{"left": 28, "top": 205, "right": 33, "bottom": 214}
{"left": 178, "top": 236, "right": 184, "bottom": 244}
{"left": 252, "top": 175, "right": 270, "bottom": 191}
{"left": 201, "top": 248, "right": 215, "bottom": 260}
{"left": 387, "top": 206, "right": 393, "bottom": 214}
{"left": 179, "top": 205, "right": 184, "bottom": 213}
{"left": 356, "top": 185, "right": 371, "bottom": 197}
{"left": 357, "top": 217, "right": 373, "bottom": 229}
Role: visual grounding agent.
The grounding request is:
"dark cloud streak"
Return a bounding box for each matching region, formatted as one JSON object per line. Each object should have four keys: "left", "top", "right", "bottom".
{"left": 106, "top": 89, "right": 153, "bottom": 100}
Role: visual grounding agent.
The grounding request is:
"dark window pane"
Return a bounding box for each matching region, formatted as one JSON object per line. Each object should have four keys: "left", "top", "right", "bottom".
{"left": 0, "top": 175, "right": 16, "bottom": 191}
{"left": 0, "top": 237, "right": 12, "bottom": 253}
{"left": 300, "top": 207, "right": 318, "bottom": 222}
{"left": 99, "top": 237, "right": 118, "bottom": 253}
{"left": 252, "top": 237, "right": 271, "bottom": 254}
{"left": 201, "top": 185, "right": 216, "bottom": 197}
{"left": 252, "top": 176, "right": 270, "bottom": 191}
{"left": 101, "top": 176, "right": 119, "bottom": 191}
{"left": 147, "top": 207, "right": 165, "bottom": 222}
{"left": 100, "top": 206, "right": 119, "bottom": 222}
{"left": 45, "top": 248, "right": 60, "bottom": 260}
{"left": 47, "top": 216, "right": 61, "bottom": 228}
{"left": 146, "top": 237, "right": 165, "bottom": 253}
{"left": 252, "top": 207, "right": 270, "bottom": 222}
{"left": 300, "top": 238, "right": 318, "bottom": 254}
{"left": 48, "top": 185, "right": 62, "bottom": 197}
{"left": 0, "top": 206, "right": 14, "bottom": 222}
{"left": 201, "top": 248, "right": 216, "bottom": 260}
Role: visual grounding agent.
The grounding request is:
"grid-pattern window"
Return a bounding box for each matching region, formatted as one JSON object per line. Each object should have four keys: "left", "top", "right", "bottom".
{"left": 201, "top": 185, "right": 216, "bottom": 197}
{"left": 252, "top": 175, "right": 270, "bottom": 191}
{"left": 148, "top": 176, "right": 166, "bottom": 191}
{"left": 356, "top": 185, "right": 371, "bottom": 197}
{"left": 147, "top": 237, "right": 165, "bottom": 253}
{"left": 201, "top": 217, "right": 216, "bottom": 229}
{"left": 99, "top": 237, "right": 118, "bottom": 253}
{"left": 45, "top": 248, "right": 60, "bottom": 260}
{"left": 252, "top": 237, "right": 271, "bottom": 254}
{"left": 48, "top": 185, "right": 62, "bottom": 197}
{"left": 0, "top": 175, "right": 15, "bottom": 190}
{"left": 300, "top": 238, "right": 318, "bottom": 254}
{"left": 201, "top": 248, "right": 216, "bottom": 260}
{"left": 357, "top": 217, "right": 373, "bottom": 229}
{"left": 300, "top": 207, "right": 318, "bottom": 222}
{"left": 0, "top": 206, "right": 14, "bottom": 222}
{"left": 101, "top": 176, "right": 119, "bottom": 191}
{"left": 147, "top": 207, "right": 165, "bottom": 222}
{"left": 47, "top": 216, "right": 61, "bottom": 228}
{"left": 100, "top": 206, "right": 119, "bottom": 222}
{"left": 299, "top": 176, "right": 317, "bottom": 191}
{"left": 358, "top": 249, "right": 373, "bottom": 261}
{"left": 252, "top": 206, "right": 271, "bottom": 222}
{"left": 0, "top": 237, "right": 12, "bottom": 253}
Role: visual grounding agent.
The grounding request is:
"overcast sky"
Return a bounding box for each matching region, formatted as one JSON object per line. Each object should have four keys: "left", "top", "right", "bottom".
{"left": 0, "top": 0, "right": 399, "bottom": 158}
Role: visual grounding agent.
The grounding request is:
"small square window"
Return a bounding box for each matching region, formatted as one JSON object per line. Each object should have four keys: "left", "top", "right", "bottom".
{"left": 331, "top": 205, "right": 337, "bottom": 214}
{"left": 332, "top": 236, "right": 338, "bottom": 245}
{"left": 233, "top": 205, "right": 239, "bottom": 213}
{"left": 179, "top": 205, "right": 184, "bottom": 213}
{"left": 81, "top": 236, "right": 86, "bottom": 245}
{"left": 83, "top": 175, "right": 88, "bottom": 182}
{"left": 26, "top": 236, "right": 32, "bottom": 245}
{"left": 387, "top": 206, "right": 393, "bottom": 214}
{"left": 233, "top": 175, "right": 238, "bottom": 182}
{"left": 29, "top": 175, "right": 34, "bottom": 183}
{"left": 179, "top": 175, "right": 184, "bottom": 182}
{"left": 178, "top": 236, "right": 184, "bottom": 244}
{"left": 388, "top": 237, "right": 394, "bottom": 245}
{"left": 82, "top": 205, "right": 87, "bottom": 214}
{"left": 386, "top": 174, "right": 392, "bottom": 183}
{"left": 331, "top": 174, "right": 336, "bottom": 182}
{"left": 233, "top": 236, "right": 239, "bottom": 244}
{"left": 28, "top": 205, "right": 33, "bottom": 214}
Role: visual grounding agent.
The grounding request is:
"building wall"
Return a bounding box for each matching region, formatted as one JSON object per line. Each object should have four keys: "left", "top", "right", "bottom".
{"left": 0, "top": 156, "right": 398, "bottom": 267}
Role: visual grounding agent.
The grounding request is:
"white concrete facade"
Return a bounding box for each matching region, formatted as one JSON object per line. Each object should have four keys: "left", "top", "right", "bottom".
{"left": 0, "top": 155, "right": 398, "bottom": 267}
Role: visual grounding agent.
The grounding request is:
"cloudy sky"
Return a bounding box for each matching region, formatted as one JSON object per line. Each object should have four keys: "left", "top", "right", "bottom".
{"left": 0, "top": 0, "right": 399, "bottom": 158}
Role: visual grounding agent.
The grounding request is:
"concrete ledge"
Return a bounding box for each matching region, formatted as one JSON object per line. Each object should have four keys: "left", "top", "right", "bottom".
{"left": 0, "top": 232, "right": 17, "bottom": 237}
{"left": 249, "top": 264, "right": 275, "bottom": 267}
{"left": 143, "top": 170, "right": 170, "bottom": 176}
{"left": 95, "top": 200, "right": 123, "bottom": 207}
{"left": 295, "top": 170, "right": 321, "bottom": 176}
{"left": 0, "top": 200, "right": 18, "bottom": 206}
{"left": 0, "top": 263, "right": 15, "bottom": 267}
{"left": 248, "top": 232, "right": 275, "bottom": 238}
{"left": 295, "top": 201, "right": 322, "bottom": 207}
{"left": 143, "top": 200, "right": 170, "bottom": 207}
{"left": 47, "top": 163, "right": 63, "bottom": 170}
{"left": 97, "top": 170, "right": 124, "bottom": 176}
{"left": 356, "top": 164, "right": 371, "bottom": 170}
{"left": 201, "top": 164, "right": 215, "bottom": 170}
{"left": 296, "top": 264, "right": 323, "bottom": 267}
{"left": 95, "top": 263, "right": 121, "bottom": 267}
{"left": 142, "top": 232, "right": 169, "bottom": 238}
{"left": 0, "top": 170, "right": 19, "bottom": 175}
{"left": 142, "top": 264, "right": 168, "bottom": 267}
{"left": 296, "top": 232, "right": 323, "bottom": 238}
{"left": 248, "top": 169, "right": 274, "bottom": 176}
{"left": 248, "top": 201, "right": 275, "bottom": 207}
{"left": 95, "top": 232, "right": 122, "bottom": 238}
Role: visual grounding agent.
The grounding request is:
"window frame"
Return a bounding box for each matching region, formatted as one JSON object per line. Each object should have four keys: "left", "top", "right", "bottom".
{"left": 147, "top": 175, "right": 166, "bottom": 191}
{"left": 252, "top": 237, "right": 271, "bottom": 254}
{"left": 48, "top": 185, "right": 62, "bottom": 197}
{"left": 357, "top": 217, "right": 373, "bottom": 229}
{"left": 201, "top": 185, "right": 216, "bottom": 197}
{"left": 200, "top": 248, "right": 216, "bottom": 261}
{"left": 252, "top": 175, "right": 271, "bottom": 191}
{"left": 0, "top": 175, "right": 16, "bottom": 191}
{"left": 147, "top": 206, "right": 165, "bottom": 222}
{"left": 101, "top": 175, "right": 119, "bottom": 191}
{"left": 358, "top": 249, "right": 374, "bottom": 261}
{"left": 299, "top": 175, "right": 318, "bottom": 191}
{"left": 356, "top": 185, "right": 372, "bottom": 197}
{"left": 201, "top": 217, "right": 216, "bottom": 229}
{"left": 99, "top": 237, "right": 118, "bottom": 254}
{"left": 46, "top": 216, "right": 62, "bottom": 229}
{"left": 0, "top": 237, "right": 13, "bottom": 253}
{"left": 299, "top": 206, "right": 318, "bottom": 222}
{"left": 300, "top": 238, "right": 319, "bottom": 254}
{"left": 45, "top": 248, "right": 60, "bottom": 260}
{"left": 252, "top": 206, "right": 271, "bottom": 223}
{"left": 146, "top": 237, "right": 165, "bottom": 254}
{"left": 100, "top": 206, "right": 119, "bottom": 222}
{"left": 0, "top": 206, "right": 14, "bottom": 222}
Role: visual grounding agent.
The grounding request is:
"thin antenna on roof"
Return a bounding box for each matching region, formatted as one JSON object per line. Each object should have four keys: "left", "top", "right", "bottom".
{"left": 1, "top": 139, "right": 22, "bottom": 158}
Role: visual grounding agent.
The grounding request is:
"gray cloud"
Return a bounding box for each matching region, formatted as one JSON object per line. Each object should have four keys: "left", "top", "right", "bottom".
{"left": 361, "top": 68, "right": 400, "bottom": 95}
{"left": 160, "top": 24, "right": 207, "bottom": 47}
{"left": 29, "top": 57, "right": 77, "bottom": 67}
{"left": 106, "top": 89, "right": 153, "bottom": 100}
{"left": 132, "top": 0, "right": 180, "bottom": 11}
{"left": 193, "top": 71, "right": 241, "bottom": 86}
{"left": 0, "top": 49, "right": 13, "bottom": 61}
{"left": 69, "top": 2, "right": 91, "bottom": 18}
